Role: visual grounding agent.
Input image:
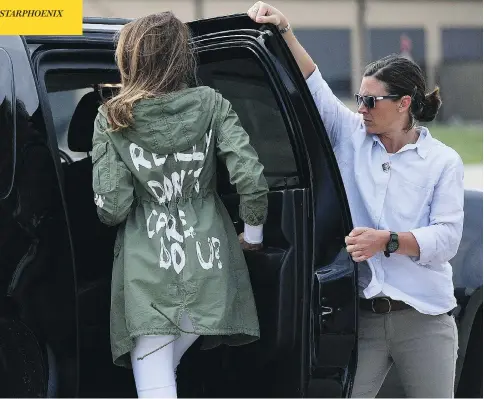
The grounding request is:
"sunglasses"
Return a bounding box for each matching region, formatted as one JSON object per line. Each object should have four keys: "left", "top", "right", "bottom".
{"left": 354, "top": 94, "right": 401, "bottom": 109}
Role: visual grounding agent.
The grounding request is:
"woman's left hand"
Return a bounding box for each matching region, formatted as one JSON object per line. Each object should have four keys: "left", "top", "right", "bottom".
{"left": 345, "top": 227, "right": 389, "bottom": 262}
{"left": 238, "top": 232, "right": 263, "bottom": 251}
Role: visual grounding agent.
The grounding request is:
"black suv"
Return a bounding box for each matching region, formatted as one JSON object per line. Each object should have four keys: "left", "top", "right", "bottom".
{"left": 0, "top": 14, "right": 482, "bottom": 398}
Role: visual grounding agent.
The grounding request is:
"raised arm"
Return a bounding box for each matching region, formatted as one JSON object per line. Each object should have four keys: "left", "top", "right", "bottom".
{"left": 248, "top": 1, "right": 362, "bottom": 148}
{"left": 248, "top": 2, "right": 314, "bottom": 79}
{"left": 215, "top": 96, "right": 269, "bottom": 248}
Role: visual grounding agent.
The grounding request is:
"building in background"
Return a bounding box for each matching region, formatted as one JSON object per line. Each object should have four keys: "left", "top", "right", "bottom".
{"left": 83, "top": 0, "right": 483, "bottom": 122}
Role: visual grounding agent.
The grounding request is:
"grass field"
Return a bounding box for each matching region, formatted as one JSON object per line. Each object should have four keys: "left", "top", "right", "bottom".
{"left": 426, "top": 124, "right": 483, "bottom": 165}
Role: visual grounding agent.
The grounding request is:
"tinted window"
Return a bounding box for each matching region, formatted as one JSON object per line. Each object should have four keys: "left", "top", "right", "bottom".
{"left": 45, "top": 70, "right": 123, "bottom": 162}
{"left": 198, "top": 55, "right": 299, "bottom": 189}
{"left": 48, "top": 87, "right": 93, "bottom": 161}
{"left": 442, "top": 28, "right": 483, "bottom": 61}
{"left": 0, "top": 48, "right": 15, "bottom": 199}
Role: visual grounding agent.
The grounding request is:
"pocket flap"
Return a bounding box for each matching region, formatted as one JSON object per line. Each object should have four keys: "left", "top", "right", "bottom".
{"left": 92, "top": 142, "right": 108, "bottom": 163}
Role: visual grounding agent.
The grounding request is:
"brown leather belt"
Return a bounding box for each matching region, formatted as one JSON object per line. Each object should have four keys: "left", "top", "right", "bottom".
{"left": 359, "top": 297, "right": 412, "bottom": 314}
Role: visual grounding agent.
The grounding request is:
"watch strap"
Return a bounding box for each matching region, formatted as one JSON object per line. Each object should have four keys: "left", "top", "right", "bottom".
{"left": 278, "top": 23, "right": 291, "bottom": 34}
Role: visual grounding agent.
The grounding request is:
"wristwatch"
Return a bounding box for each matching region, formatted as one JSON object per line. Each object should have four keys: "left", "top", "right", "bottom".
{"left": 384, "top": 231, "right": 399, "bottom": 257}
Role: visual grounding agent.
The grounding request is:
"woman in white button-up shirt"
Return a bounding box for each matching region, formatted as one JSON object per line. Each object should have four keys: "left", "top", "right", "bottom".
{"left": 248, "top": 2, "right": 464, "bottom": 398}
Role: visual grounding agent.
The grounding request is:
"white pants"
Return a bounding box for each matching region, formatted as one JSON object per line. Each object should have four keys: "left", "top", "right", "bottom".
{"left": 131, "top": 313, "right": 199, "bottom": 398}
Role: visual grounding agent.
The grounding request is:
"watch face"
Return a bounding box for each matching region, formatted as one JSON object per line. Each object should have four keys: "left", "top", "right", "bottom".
{"left": 388, "top": 241, "right": 399, "bottom": 252}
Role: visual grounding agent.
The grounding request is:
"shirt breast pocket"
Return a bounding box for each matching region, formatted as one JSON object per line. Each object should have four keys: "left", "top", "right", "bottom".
{"left": 389, "top": 177, "right": 432, "bottom": 225}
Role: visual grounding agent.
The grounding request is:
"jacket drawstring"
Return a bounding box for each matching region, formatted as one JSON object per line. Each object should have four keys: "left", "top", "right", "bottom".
{"left": 136, "top": 303, "right": 197, "bottom": 361}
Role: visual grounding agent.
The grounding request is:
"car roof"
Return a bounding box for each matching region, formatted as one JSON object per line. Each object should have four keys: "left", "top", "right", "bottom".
{"left": 82, "top": 17, "right": 130, "bottom": 33}
{"left": 26, "top": 15, "right": 262, "bottom": 46}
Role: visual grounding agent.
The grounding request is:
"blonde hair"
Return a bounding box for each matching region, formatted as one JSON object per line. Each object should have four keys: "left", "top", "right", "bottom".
{"left": 105, "top": 12, "right": 197, "bottom": 131}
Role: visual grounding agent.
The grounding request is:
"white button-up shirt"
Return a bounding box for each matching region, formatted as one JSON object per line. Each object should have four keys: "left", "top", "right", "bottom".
{"left": 307, "top": 67, "right": 464, "bottom": 315}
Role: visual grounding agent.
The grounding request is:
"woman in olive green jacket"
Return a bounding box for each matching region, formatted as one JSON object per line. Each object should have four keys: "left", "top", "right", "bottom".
{"left": 92, "top": 12, "right": 269, "bottom": 399}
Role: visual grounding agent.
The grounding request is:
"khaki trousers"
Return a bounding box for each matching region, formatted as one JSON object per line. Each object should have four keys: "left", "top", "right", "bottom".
{"left": 351, "top": 307, "right": 458, "bottom": 398}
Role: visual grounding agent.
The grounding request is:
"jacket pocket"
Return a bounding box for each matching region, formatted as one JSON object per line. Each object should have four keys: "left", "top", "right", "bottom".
{"left": 92, "top": 142, "right": 113, "bottom": 194}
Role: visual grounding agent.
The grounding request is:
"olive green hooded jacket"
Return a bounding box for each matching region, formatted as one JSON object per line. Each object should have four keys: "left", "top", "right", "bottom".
{"left": 92, "top": 86, "right": 268, "bottom": 368}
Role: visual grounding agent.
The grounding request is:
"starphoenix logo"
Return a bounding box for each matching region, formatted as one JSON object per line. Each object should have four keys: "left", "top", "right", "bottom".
{"left": 0, "top": 0, "right": 81, "bottom": 35}
{"left": 0, "top": 9, "right": 64, "bottom": 17}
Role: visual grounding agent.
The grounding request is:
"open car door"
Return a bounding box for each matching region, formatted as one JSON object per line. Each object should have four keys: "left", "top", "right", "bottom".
{"left": 0, "top": 36, "right": 78, "bottom": 397}
{"left": 23, "top": 14, "right": 357, "bottom": 398}
{"left": 179, "top": 15, "right": 359, "bottom": 398}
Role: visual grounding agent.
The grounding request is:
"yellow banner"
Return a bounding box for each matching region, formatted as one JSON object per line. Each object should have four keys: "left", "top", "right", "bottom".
{"left": 0, "top": 0, "right": 82, "bottom": 35}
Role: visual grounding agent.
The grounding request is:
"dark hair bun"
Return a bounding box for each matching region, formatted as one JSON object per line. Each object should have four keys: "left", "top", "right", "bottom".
{"left": 416, "top": 87, "right": 442, "bottom": 122}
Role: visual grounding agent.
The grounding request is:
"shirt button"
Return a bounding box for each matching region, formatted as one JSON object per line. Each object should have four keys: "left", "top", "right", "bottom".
{"left": 373, "top": 141, "right": 377, "bottom": 147}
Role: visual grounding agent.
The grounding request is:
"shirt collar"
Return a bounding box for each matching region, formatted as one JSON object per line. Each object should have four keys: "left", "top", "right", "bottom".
{"left": 413, "top": 126, "right": 432, "bottom": 159}
{"left": 371, "top": 126, "right": 432, "bottom": 159}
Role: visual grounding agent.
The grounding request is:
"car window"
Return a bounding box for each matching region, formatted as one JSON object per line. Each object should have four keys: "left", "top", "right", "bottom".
{"left": 198, "top": 56, "right": 300, "bottom": 189}
{"left": 0, "top": 48, "right": 15, "bottom": 199}
{"left": 48, "top": 88, "right": 92, "bottom": 162}
{"left": 44, "top": 55, "right": 301, "bottom": 190}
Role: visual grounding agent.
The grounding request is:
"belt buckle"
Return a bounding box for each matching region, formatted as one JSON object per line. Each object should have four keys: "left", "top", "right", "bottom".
{"left": 371, "top": 297, "right": 392, "bottom": 314}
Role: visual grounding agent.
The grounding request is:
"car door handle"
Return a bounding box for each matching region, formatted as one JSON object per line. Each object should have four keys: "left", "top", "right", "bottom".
{"left": 320, "top": 306, "right": 333, "bottom": 316}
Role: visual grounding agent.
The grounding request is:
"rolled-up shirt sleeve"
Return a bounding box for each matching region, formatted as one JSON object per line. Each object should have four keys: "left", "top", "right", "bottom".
{"left": 410, "top": 157, "right": 465, "bottom": 266}
{"left": 306, "top": 66, "right": 362, "bottom": 149}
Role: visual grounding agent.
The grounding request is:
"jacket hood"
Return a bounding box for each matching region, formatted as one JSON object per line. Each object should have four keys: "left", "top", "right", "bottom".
{"left": 100, "top": 86, "right": 217, "bottom": 155}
